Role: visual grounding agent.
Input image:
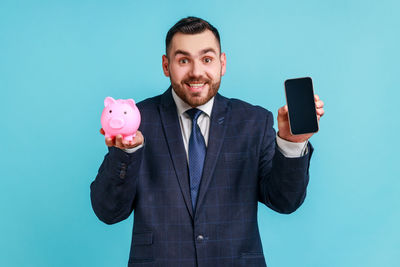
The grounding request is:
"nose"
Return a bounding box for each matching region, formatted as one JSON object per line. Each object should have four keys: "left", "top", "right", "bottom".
{"left": 189, "top": 60, "right": 203, "bottom": 78}
{"left": 109, "top": 118, "right": 125, "bottom": 129}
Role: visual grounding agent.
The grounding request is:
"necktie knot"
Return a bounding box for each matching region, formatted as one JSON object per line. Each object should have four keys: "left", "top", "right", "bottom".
{"left": 186, "top": 108, "right": 203, "bottom": 123}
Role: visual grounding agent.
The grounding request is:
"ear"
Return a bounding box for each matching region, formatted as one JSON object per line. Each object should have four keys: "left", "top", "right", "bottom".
{"left": 220, "top": 52, "right": 227, "bottom": 76}
{"left": 162, "top": 55, "right": 170, "bottom": 77}
{"left": 104, "top": 97, "right": 116, "bottom": 107}
{"left": 126, "top": 99, "right": 136, "bottom": 108}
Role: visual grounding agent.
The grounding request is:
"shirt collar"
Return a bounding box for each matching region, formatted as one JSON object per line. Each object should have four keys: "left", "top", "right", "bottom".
{"left": 171, "top": 87, "right": 214, "bottom": 117}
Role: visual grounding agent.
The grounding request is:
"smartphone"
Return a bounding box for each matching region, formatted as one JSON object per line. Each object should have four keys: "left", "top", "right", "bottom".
{"left": 284, "top": 77, "right": 318, "bottom": 135}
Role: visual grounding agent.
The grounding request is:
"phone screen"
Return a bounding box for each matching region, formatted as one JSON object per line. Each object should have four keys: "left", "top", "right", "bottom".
{"left": 284, "top": 77, "right": 318, "bottom": 135}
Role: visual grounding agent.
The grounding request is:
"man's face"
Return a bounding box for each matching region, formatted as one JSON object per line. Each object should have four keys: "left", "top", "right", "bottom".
{"left": 162, "top": 30, "right": 226, "bottom": 107}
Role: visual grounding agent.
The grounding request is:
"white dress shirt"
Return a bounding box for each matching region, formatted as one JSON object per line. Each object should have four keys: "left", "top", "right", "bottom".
{"left": 125, "top": 89, "right": 308, "bottom": 158}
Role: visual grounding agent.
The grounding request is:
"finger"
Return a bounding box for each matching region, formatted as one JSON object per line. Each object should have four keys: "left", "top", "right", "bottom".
{"left": 115, "top": 135, "right": 124, "bottom": 148}
{"left": 126, "top": 140, "right": 137, "bottom": 148}
{"left": 317, "top": 108, "right": 325, "bottom": 116}
{"left": 135, "top": 131, "right": 144, "bottom": 146}
{"left": 100, "top": 128, "right": 105, "bottom": 135}
{"left": 123, "top": 141, "right": 136, "bottom": 149}
{"left": 278, "top": 105, "right": 288, "bottom": 116}
{"left": 126, "top": 131, "right": 143, "bottom": 148}
{"left": 123, "top": 138, "right": 136, "bottom": 148}
{"left": 314, "top": 94, "right": 320, "bottom": 101}
{"left": 105, "top": 137, "right": 114, "bottom": 147}
{"left": 316, "top": 100, "right": 324, "bottom": 109}
{"left": 121, "top": 136, "right": 131, "bottom": 147}
{"left": 127, "top": 138, "right": 137, "bottom": 147}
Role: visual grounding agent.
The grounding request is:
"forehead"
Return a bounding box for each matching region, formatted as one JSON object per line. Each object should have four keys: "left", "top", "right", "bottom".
{"left": 169, "top": 30, "right": 220, "bottom": 56}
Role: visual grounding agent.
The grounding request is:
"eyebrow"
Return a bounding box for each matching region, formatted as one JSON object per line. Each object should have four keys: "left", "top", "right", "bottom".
{"left": 174, "top": 47, "right": 218, "bottom": 57}
{"left": 174, "top": 49, "right": 191, "bottom": 57}
{"left": 200, "top": 48, "right": 218, "bottom": 55}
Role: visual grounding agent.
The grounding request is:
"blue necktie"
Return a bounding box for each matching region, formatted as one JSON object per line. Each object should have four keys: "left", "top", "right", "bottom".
{"left": 186, "top": 108, "right": 206, "bottom": 212}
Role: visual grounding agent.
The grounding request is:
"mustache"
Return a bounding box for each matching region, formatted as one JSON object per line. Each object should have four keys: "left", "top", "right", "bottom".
{"left": 183, "top": 79, "right": 210, "bottom": 84}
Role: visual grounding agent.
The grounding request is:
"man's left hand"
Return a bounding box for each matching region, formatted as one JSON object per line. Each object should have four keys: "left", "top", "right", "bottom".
{"left": 277, "top": 94, "right": 325, "bottom": 143}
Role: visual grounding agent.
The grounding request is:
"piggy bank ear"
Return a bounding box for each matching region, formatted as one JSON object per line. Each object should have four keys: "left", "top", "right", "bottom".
{"left": 104, "top": 97, "right": 116, "bottom": 107}
{"left": 126, "top": 99, "right": 136, "bottom": 108}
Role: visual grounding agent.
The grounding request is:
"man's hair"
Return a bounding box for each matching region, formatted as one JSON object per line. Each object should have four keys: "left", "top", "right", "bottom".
{"left": 165, "top": 16, "right": 221, "bottom": 56}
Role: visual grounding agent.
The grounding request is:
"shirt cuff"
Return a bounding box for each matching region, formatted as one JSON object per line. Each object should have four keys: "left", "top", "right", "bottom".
{"left": 123, "top": 143, "right": 144, "bottom": 154}
{"left": 276, "top": 134, "right": 308, "bottom": 158}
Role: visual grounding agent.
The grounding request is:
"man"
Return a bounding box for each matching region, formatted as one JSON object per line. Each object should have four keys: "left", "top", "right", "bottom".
{"left": 91, "top": 17, "right": 325, "bottom": 266}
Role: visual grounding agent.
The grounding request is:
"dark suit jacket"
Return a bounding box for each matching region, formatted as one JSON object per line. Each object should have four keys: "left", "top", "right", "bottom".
{"left": 90, "top": 87, "right": 313, "bottom": 267}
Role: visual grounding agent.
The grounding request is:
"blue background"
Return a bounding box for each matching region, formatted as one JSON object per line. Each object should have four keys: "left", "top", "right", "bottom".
{"left": 1, "top": 0, "right": 399, "bottom": 266}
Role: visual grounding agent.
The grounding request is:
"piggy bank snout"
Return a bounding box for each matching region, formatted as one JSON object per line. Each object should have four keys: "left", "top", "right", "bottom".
{"left": 109, "top": 118, "right": 125, "bottom": 129}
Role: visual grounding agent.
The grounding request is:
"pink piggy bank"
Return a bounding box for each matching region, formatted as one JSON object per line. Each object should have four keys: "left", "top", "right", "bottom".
{"left": 101, "top": 97, "right": 141, "bottom": 141}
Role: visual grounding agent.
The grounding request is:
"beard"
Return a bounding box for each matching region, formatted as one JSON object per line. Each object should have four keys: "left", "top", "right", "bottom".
{"left": 170, "top": 74, "right": 222, "bottom": 107}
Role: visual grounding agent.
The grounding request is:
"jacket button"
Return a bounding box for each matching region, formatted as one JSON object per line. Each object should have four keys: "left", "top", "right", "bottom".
{"left": 121, "top": 163, "right": 127, "bottom": 170}
{"left": 196, "top": 235, "right": 204, "bottom": 241}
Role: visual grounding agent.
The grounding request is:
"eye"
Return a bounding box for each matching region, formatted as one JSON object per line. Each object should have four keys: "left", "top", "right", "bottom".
{"left": 124, "top": 111, "right": 127, "bottom": 115}
{"left": 179, "top": 58, "right": 189, "bottom": 64}
{"left": 109, "top": 110, "right": 112, "bottom": 113}
{"left": 203, "top": 57, "right": 212, "bottom": 63}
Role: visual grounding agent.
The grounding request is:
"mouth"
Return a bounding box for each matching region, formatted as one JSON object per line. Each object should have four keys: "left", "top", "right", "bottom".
{"left": 185, "top": 82, "right": 207, "bottom": 92}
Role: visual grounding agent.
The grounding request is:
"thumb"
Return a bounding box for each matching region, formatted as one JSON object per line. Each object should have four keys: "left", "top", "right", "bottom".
{"left": 277, "top": 105, "right": 288, "bottom": 117}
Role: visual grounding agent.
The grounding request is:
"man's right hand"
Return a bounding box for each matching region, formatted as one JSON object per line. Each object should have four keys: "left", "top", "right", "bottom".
{"left": 100, "top": 128, "right": 144, "bottom": 150}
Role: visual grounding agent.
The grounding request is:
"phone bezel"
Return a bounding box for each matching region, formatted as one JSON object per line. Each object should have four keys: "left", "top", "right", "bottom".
{"left": 284, "top": 77, "right": 319, "bottom": 135}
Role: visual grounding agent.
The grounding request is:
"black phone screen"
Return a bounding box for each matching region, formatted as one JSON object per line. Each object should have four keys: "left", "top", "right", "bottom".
{"left": 284, "top": 77, "right": 318, "bottom": 135}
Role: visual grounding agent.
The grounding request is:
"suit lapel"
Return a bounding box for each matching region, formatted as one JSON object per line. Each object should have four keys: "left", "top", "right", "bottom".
{"left": 195, "top": 93, "right": 230, "bottom": 217}
{"left": 158, "top": 87, "right": 194, "bottom": 219}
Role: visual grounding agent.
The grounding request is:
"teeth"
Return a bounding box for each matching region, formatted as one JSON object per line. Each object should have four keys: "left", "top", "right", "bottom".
{"left": 189, "top": 83, "right": 204, "bottom": 87}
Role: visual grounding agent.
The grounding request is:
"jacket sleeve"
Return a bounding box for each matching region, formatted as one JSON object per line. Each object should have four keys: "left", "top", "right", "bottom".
{"left": 258, "top": 111, "right": 314, "bottom": 214}
{"left": 90, "top": 145, "right": 144, "bottom": 224}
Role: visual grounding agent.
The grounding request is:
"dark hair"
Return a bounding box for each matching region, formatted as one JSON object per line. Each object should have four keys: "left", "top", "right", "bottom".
{"left": 165, "top": 16, "right": 221, "bottom": 56}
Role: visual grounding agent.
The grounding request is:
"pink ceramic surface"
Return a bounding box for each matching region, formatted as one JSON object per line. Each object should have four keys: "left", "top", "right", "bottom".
{"left": 101, "top": 97, "right": 141, "bottom": 141}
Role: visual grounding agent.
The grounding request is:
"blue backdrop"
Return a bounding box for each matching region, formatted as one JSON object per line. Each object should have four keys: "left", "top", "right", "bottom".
{"left": 1, "top": 0, "right": 399, "bottom": 266}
